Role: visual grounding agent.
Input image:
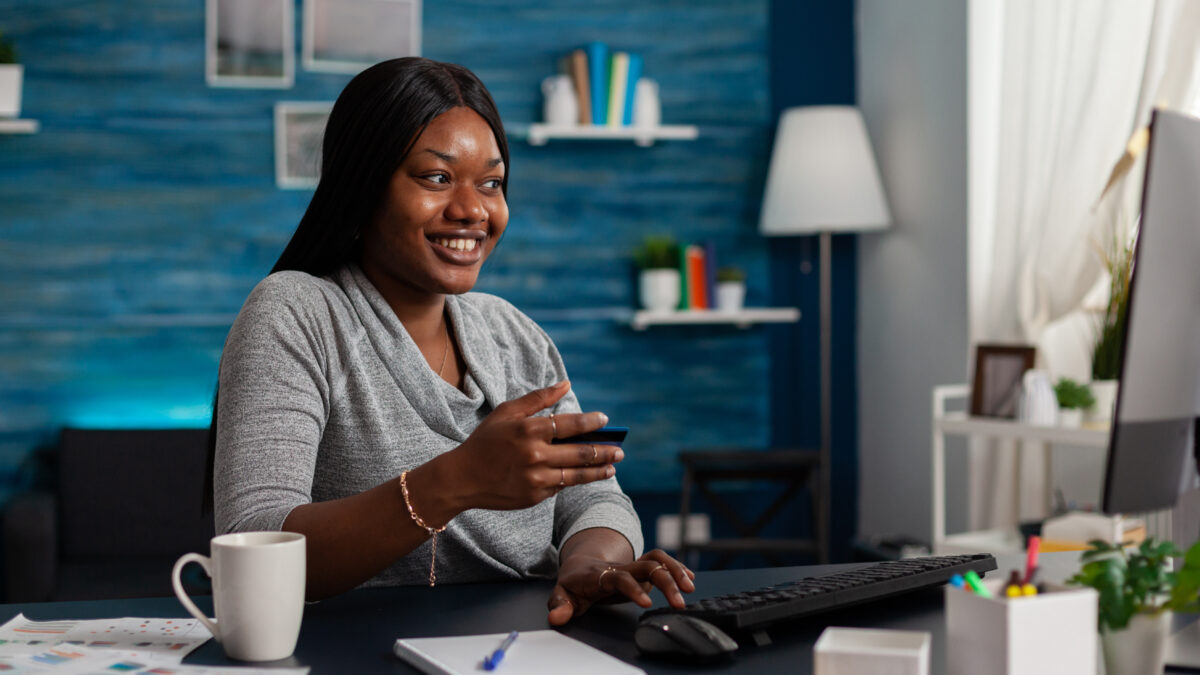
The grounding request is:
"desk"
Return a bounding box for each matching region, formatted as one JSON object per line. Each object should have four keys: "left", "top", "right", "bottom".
{"left": 0, "top": 553, "right": 1183, "bottom": 674}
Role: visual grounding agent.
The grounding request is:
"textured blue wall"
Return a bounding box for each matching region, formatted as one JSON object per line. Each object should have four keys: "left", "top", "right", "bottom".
{"left": 0, "top": 0, "right": 775, "bottom": 497}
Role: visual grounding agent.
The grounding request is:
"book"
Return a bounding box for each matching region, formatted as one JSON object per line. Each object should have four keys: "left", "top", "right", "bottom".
{"left": 685, "top": 244, "right": 708, "bottom": 309}
{"left": 586, "top": 42, "right": 609, "bottom": 125}
{"left": 622, "top": 53, "right": 642, "bottom": 126}
{"left": 569, "top": 49, "right": 592, "bottom": 125}
{"left": 394, "top": 630, "right": 645, "bottom": 675}
{"left": 678, "top": 242, "right": 690, "bottom": 310}
{"left": 607, "top": 52, "right": 629, "bottom": 127}
{"left": 703, "top": 239, "right": 717, "bottom": 309}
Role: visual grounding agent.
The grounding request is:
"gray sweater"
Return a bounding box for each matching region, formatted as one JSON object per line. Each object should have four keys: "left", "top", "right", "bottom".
{"left": 214, "top": 264, "right": 643, "bottom": 587}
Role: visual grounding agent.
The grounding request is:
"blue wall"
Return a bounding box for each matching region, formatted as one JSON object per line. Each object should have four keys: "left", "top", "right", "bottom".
{"left": 0, "top": 0, "right": 858, "bottom": 561}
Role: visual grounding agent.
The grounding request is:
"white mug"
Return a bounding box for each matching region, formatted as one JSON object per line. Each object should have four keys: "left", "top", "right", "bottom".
{"left": 542, "top": 74, "right": 579, "bottom": 127}
{"left": 172, "top": 531, "right": 306, "bottom": 661}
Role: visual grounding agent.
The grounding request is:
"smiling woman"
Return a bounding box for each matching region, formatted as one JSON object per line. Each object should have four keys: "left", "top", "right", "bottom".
{"left": 209, "top": 57, "right": 695, "bottom": 624}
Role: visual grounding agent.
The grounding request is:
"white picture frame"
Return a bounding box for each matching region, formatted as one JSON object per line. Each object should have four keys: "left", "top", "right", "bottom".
{"left": 274, "top": 102, "right": 333, "bottom": 189}
{"left": 206, "top": 0, "right": 294, "bottom": 88}
{"left": 303, "top": 0, "right": 422, "bottom": 74}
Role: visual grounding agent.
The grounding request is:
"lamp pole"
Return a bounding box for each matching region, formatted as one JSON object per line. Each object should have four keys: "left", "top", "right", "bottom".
{"left": 818, "top": 231, "right": 832, "bottom": 565}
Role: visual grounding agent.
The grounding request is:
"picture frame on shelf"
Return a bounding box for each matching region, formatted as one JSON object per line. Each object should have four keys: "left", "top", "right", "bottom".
{"left": 303, "top": 0, "right": 421, "bottom": 74}
{"left": 274, "top": 102, "right": 332, "bottom": 189}
{"left": 206, "top": 0, "right": 294, "bottom": 88}
{"left": 969, "top": 344, "right": 1036, "bottom": 418}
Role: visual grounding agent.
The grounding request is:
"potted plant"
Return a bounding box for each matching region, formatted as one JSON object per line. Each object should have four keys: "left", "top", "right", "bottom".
{"left": 1053, "top": 377, "right": 1095, "bottom": 428}
{"left": 1090, "top": 232, "right": 1133, "bottom": 422}
{"left": 633, "top": 235, "right": 679, "bottom": 312}
{"left": 1068, "top": 538, "right": 1200, "bottom": 675}
{"left": 0, "top": 30, "right": 21, "bottom": 118}
{"left": 715, "top": 266, "right": 746, "bottom": 312}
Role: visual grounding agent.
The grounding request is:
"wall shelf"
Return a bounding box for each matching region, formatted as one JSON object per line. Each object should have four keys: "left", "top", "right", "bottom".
{"left": 628, "top": 307, "right": 799, "bottom": 330}
{"left": 522, "top": 123, "right": 698, "bottom": 147}
{"left": 0, "top": 119, "right": 39, "bottom": 134}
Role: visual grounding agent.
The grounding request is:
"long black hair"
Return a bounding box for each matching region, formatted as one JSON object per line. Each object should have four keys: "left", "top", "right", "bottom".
{"left": 203, "top": 58, "right": 509, "bottom": 514}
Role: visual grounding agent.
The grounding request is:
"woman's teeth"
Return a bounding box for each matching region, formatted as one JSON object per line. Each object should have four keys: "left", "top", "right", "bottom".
{"left": 434, "top": 238, "right": 478, "bottom": 252}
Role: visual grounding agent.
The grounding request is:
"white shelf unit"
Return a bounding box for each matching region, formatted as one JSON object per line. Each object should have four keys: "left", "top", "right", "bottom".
{"left": 628, "top": 307, "right": 799, "bottom": 330}
{"left": 523, "top": 123, "right": 698, "bottom": 147}
{"left": 931, "top": 384, "right": 1110, "bottom": 555}
{"left": 0, "top": 119, "right": 39, "bottom": 134}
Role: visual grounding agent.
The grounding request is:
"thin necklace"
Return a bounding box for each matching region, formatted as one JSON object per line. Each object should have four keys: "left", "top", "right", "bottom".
{"left": 436, "top": 321, "right": 450, "bottom": 377}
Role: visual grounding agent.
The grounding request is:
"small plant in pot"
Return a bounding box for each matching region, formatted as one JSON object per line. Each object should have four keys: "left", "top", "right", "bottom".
{"left": 633, "top": 235, "right": 679, "bottom": 312}
{"left": 1068, "top": 538, "right": 1200, "bottom": 675}
{"left": 715, "top": 266, "right": 746, "bottom": 312}
{"left": 0, "top": 30, "right": 22, "bottom": 118}
{"left": 1053, "top": 377, "right": 1095, "bottom": 428}
{"left": 1090, "top": 231, "right": 1133, "bottom": 421}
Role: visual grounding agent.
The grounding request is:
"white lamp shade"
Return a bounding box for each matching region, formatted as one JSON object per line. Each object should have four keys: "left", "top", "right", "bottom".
{"left": 759, "top": 106, "right": 891, "bottom": 235}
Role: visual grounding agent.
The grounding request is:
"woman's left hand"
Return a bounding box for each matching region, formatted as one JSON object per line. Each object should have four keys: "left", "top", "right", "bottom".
{"left": 546, "top": 549, "right": 696, "bottom": 626}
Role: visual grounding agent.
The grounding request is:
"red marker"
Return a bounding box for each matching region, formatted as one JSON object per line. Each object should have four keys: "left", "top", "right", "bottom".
{"left": 1024, "top": 535, "right": 1041, "bottom": 585}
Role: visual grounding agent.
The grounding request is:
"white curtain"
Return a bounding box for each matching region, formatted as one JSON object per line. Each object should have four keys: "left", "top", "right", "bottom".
{"left": 967, "top": 0, "right": 1200, "bottom": 531}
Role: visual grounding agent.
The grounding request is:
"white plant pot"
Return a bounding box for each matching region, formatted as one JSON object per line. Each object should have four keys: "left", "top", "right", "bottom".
{"left": 1058, "top": 408, "right": 1083, "bottom": 428}
{"left": 715, "top": 281, "right": 745, "bottom": 312}
{"left": 1089, "top": 379, "right": 1119, "bottom": 422}
{"left": 1102, "top": 611, "right": 1171, "bottom": 675}
{"left": 0, "top": 64, "right": 22, "bottom": 118}
{"left": 639, "top": 268, "right": 680, "bottom": 312}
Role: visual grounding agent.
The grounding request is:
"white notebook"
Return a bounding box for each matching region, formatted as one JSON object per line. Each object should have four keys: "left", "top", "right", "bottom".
{"left": 393, "top": 630, "right": 646, "bottom": 675}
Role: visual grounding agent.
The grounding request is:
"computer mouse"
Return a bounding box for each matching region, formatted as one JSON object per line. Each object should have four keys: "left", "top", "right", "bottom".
{"left": 634, "top": 614, "right": 739, "bottom": 663}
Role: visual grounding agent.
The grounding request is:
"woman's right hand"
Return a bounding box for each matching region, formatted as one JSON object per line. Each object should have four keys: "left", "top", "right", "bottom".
{"left": 449, "top": 380, "right": 623, "bottom": 511}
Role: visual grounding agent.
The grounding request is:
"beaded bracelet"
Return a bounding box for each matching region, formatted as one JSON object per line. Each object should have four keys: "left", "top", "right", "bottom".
{"left": 399, "top": 470, "right": 446, "bottom": 586}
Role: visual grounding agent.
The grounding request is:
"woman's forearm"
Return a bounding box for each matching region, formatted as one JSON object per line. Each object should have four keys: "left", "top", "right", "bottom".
{"left": 281, "top": 452, "right": 467, "bottom": 600}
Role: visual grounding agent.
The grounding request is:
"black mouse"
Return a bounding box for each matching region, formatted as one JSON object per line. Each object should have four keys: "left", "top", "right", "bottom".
{"left": 634, "top": 614, "right": 739, "bottom": 662}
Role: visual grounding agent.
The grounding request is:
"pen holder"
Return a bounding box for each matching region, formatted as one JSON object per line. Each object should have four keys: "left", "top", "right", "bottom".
{"left": 945, "top": 580, "right": 1097, "bottom": 675}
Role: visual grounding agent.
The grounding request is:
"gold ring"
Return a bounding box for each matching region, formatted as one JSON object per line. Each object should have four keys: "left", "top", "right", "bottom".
{"left": 549, "top": 414, "right": 557, "bottom": 439}
{"left": 559, "top": 467, "right": 566, "bottom": 488}
{"left": 598, "top": 566, "right": 618, "bottom": 591}
{"left": 650, "top": 564, "right": 669, "bottom": 578}
{"left": 590, "top": 444, "right": 598, "bottom": 465}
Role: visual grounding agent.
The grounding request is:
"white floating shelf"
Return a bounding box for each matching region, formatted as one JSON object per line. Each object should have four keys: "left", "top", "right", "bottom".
{"left": 0, "top": 119, "right": 39, "bottom": 134}
{"left": 934, "top": 411, "right": 1109, "bottom": 447}
{"left": 525, "top": 123, "right": 698, "bottom": 147}
{"left": 629, "top": 308, "right": 799, "bottom": 330}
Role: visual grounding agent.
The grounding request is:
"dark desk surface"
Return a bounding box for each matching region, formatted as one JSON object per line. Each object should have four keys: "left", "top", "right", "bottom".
{"left": 0, "top": 553, "right": 1095, "bottom": 674}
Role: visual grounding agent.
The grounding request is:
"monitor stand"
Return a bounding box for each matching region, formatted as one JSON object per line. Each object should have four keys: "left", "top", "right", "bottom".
{"left": 1167, "top": 618, "right": 1200, "bottom": 671}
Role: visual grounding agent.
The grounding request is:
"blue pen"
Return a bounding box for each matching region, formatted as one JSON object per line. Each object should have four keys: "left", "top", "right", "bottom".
{"left": 949, "top": 574, "right": 965, "bottom": 589}
{"left": 482, "top": 631, "right": 518, "bottom": 671}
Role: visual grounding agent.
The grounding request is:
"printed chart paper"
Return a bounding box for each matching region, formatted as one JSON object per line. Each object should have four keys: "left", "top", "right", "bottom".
{"left": 0, "top": 643, "right": 310, "bottom": 674}
{"left": 0, "top": 614, "right": 212, "bottom": 658}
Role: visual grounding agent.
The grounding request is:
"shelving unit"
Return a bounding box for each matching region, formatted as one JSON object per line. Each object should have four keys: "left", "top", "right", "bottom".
{"left": 931, "top": 384, "right": 1110, "bottom": 555}
{"left": 521, "top": 123, "right": 698, "bottom": 147}
{"left": 0, "top": 119, "right": 39, "bottom": 134}
{"left": 628, "top": 307, "right": 799, "bottom": 330}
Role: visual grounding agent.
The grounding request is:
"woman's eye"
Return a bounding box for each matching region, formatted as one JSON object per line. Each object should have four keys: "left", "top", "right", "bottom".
{"left": 482, "top": 178, "right": 502, "bottom": 189}
{"left": 423, "top": 173, "right": 449, "bottom": 184}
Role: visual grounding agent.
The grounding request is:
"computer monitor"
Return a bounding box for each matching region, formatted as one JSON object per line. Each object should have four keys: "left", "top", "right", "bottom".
{"left": 1101, "top": 108, "right": 1200, "bottom": 515}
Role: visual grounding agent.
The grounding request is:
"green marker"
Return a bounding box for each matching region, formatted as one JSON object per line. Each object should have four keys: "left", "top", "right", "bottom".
{"left": 964, "top": 570, "right": 992, "bottom": 598}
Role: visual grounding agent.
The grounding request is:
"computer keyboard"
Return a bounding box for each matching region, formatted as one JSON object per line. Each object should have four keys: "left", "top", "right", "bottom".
{"left": 641, "top": 553, "right": 998, "bottom": 635}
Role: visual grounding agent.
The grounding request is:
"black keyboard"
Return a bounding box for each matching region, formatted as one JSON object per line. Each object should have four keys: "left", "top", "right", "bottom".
{"left": 642, "top": 553, "right": 997, "bottom": 634}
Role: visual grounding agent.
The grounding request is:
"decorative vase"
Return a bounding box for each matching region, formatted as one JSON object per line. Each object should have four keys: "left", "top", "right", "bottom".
{"left": 1089, "top": 379, "right": 1119, "bottom": 423}
{"left": 0, "top": 64, "right": 23, "bottom": 118}
{"left": 639, "top": 268, "right": 680, "bottom": 312}
{"left": 1102, "top": 611, "right": 1171, "bottom": 675}
{"left": 715, "top": 281, "right": 745, "bottom": 312}
{"left": 1058, "top": 408, "right": 1083, "bottom": 428}
{"left": 541, "top": 74, "right": 578, "bottom": 127}
{"left": 632, "top": 78, "right": 660, "bottom": 129}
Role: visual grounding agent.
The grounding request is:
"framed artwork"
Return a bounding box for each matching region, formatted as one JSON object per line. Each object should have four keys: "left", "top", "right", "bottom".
{"left": 206, "top": 0, "right": 294, "bottom": 88}
{"left": 303, "top": 0, "right": 422, "bottom": 74}
{"left": 970, "top": 344, "right": 1037, "bottom": 418}
{"left": 274, "top": 102, "right": 333, "bottom": 189}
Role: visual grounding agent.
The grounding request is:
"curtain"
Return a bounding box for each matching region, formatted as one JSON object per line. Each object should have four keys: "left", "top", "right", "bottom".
{"left": 966, "top": 0, "right": 1200, "bottom": 531}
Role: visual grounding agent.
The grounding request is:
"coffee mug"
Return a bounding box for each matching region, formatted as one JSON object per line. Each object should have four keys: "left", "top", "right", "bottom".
{"left": 172, "top": 531, "right": 306, "bottom": 661}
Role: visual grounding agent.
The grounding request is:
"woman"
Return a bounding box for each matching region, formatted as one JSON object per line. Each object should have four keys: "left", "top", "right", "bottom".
{"left": 213, "top": 57, "right": 694, "bottom": 625}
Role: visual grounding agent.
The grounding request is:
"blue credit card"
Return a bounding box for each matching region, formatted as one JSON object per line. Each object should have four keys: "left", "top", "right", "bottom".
{"left": 551, "top": 426, "right": 628, "bottom": 445}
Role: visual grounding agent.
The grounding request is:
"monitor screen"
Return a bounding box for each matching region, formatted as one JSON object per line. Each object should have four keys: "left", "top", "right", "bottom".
{"left": 1102, "top": 109, "right": 1200, "bottom": 514}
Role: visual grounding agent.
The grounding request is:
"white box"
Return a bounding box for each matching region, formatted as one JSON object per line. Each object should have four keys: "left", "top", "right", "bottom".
{"left": 814, "top": 627, "right": 931, "bottom": 675}
{"left": 945, "top": 580, "right": 1097, "bottom": 675}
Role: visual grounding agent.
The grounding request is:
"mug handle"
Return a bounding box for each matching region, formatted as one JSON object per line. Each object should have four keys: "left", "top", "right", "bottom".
{"left": 172, "top": 553, "right": 221, "bottom": 640}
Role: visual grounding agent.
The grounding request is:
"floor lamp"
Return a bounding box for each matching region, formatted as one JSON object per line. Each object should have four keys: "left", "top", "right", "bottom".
{"left": 759, "top": 106, "right": 891, "bottom": 563}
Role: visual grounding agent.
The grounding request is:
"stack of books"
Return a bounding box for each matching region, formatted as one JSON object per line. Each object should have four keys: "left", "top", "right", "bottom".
{"left": 677, "top": 241, "right": 717, "bottom": 311}
{"left": 563, "top": 42, "right": 644, "bottom": 127}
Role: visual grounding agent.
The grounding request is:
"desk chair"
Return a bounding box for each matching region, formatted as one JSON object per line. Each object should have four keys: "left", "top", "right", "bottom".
{"left": 2, "top": 428, "right": 214, "bottom": 602}
{"left": 678, "top": 449, "right": 826, "bottom": 569}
